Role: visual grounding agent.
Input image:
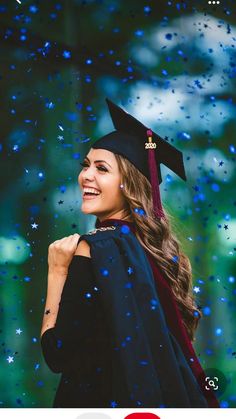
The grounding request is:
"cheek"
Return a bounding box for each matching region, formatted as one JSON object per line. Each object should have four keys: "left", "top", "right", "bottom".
{"left": 78, "top": 172, "right": 82, "bottom": 186}
{"left": 108, "top": 183, "right": 123, "bottom": 202}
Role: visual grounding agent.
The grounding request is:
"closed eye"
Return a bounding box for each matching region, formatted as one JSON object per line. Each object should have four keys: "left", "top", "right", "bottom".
{"left": 80, "top": 162, "right": 108, "bottom": 172}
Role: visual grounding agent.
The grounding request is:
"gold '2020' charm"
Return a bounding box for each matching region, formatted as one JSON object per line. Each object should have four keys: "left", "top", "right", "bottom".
{"left": 145, "top": 142, "right": 156, "bottom": 149}
{"left": 145, "top": 129, "right": 157, "bottom": 149}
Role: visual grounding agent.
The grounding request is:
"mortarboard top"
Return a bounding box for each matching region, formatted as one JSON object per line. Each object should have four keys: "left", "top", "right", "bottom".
{"left": 91, "top": 98, "right": 187, "bottom": 219}
{"left": 92, "top": 98, "right": 187, "bottom": 185}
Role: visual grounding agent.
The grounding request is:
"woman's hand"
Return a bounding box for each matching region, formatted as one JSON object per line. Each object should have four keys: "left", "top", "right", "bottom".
{"left": 48, "top": 234, "right": 80, "bottom": 274}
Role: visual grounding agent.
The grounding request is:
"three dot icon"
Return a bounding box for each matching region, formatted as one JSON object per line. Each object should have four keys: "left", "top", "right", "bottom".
{"left": 208, "top": 1, "right": 220, "bottom": 4}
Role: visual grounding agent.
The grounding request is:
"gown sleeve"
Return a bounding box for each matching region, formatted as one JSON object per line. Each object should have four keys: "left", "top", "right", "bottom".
{"left": 40, "top": 256, "right": 95, "bottom": 373}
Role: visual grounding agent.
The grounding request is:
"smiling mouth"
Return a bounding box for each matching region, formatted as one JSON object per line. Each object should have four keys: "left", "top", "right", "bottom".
{"left": 83, "top": 192, "right": 101, "bottom": 200}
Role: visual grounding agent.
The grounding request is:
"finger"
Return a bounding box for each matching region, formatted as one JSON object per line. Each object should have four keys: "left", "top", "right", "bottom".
{"left": 50, "top": 235, "right": 80, "bottom": 249}
{"left": 65, "top": 234, "right": 80, "bottom": 241}
{"left": 62, "top": 234, "right": 80, "bottom": 240}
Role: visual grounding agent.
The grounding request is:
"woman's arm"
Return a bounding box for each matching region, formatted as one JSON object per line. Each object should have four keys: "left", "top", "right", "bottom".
{"left": 40, "top": 240, "right": 92, "bottom": 373}
{"left": 41, "top": 240, "right": 91, "bottom": 337}
{"left": 40, "top": 267, "right": 68, "bottom": 338}
{"left": 40, "top": 240, "right": 91, "bottom": 336}
{"left": 40, "top": 233, "right": 80, "bottom": 335}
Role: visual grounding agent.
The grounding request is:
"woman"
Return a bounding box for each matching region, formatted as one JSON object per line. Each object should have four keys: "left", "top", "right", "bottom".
{"left": 40, "top": 99, "right": 220, "bottom": 408}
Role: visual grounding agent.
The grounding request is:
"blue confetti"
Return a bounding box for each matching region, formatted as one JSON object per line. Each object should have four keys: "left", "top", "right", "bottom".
{"left": 177, "top": 132, "right": 191, "bottom": 140}
{"left": 150, "top": 298, "right": 158, "bottom": 307}
{"left": 220, "top": 400, "right": 229, "bottom": 408}
{"left": 194, "top": 80, "right": 203, "bottom": 89}
{"left": 166, "top": 174, "right": 173, "bottom": 183}
{"left": 100, "top": 268, "right": 109, "bottom": 277}
{"left": 65, "top": 112, "right": 77, "bottom": 121}
{"left": 59, "top": 185, "right": 66, "bottom": 193}
{"left": 215, "top": 328, "right": 222, "bottom": 336}
{"left": 139, "top": 208, "right": 146, "bottom": 216}
{"left": 203, "top": 307, "right": 211, "bottom": 316}
{"left": 62, "top": 50, "right": 71, "bottom": 59}
{"left": 125, "top": 282, "right": 133, "bottom": 289}
{"left": 140, "top": 360, "right": 148, "bottom": 365}
{"left": 121, "top": 225, "right": 130, "bottom": 234}
{"left": 13, "top": 145, "right": 19, "bottom": 152}
{"left": 144, "top": 6, "right": 151, "bottom": 13}
{"left": 29, "top": 5, "right": 38, "bottom": 14}
{"left": 205, "top": 348, "right": 213, "bottom": 356}
{"left": 57, "top": 339, "right": 62, "bottom": 348}
{"left": 50, "top": 13, "right": 57, "bottom": 20}
{"left": 134, "top": 207, "right": 146, "bottom": 216}
{"left": 45, "top": 101, "right": 55, "bottom": 109}
{"left": 211, "top": 183, "right": 220, "bottom": 192}
{"left": 135, "top": 30, "right": 144, "bottom": 37}
{"left": 127, "top": 266, "right": 133, "bottom": 275}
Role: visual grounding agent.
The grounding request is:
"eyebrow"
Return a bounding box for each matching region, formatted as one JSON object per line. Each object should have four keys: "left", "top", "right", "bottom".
{"left": 84, "top": 156, "right": 112, "bottom": 169}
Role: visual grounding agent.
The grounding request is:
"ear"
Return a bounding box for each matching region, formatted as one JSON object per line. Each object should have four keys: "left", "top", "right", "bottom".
{"left": 74, "top": 240, "right": 91, "bottom": 258}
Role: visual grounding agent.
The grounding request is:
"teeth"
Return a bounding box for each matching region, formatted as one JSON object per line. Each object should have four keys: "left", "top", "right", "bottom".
{"left": 83, "top": 187, "right": 101, "bottom": 195}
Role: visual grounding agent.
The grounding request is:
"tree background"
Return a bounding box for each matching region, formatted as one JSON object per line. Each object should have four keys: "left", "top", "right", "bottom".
{"left": 0, "top": 0, "right": 235, "bottom": 408}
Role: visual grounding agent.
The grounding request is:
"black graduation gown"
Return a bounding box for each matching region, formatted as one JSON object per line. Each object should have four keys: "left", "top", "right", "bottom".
{"left": 41, "top": 255, "right": 113, "bottom": 407}
{"left": 41, "top": 224, "right": 209, "bottom": 408}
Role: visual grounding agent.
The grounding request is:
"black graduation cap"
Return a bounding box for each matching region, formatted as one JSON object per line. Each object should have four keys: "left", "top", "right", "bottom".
{"left": 92, "top": 98, "right": 187, "bottom": 219}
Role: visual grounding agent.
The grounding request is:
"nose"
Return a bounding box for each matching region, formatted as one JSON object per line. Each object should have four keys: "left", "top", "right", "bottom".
{"left": 79, "top": 165, "right": 96, "bottom": 184}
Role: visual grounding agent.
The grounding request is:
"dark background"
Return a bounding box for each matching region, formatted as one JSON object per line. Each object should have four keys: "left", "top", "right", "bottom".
{"left": 0, "top": 0, "right": 235, "bottom": 408}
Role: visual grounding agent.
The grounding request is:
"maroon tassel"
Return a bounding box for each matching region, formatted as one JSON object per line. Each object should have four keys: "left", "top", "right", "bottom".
{"left": 148, "top": 148, "right": 166, "bottom": 220}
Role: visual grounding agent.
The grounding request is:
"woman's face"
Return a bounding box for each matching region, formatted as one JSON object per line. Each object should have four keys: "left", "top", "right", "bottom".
{"left": 78, "top": 148, "right": 127, "bottom": 221}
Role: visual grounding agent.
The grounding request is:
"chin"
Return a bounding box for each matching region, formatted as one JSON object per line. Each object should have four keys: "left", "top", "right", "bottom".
{"left": 81, "top": 207, "right": 93, "bottom": 214}
{"left": 81, "top": 204, "right": 99, "bottom": 215}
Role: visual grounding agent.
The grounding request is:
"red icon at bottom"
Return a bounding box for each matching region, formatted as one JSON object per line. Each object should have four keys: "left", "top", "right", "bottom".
{"left": 125, "top": 414, "right": 161, "bottom": 419}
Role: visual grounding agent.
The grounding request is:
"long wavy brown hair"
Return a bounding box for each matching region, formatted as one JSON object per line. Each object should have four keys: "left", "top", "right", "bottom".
{"left": 113, "top": 153, "right": 202, "bottom": 342}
